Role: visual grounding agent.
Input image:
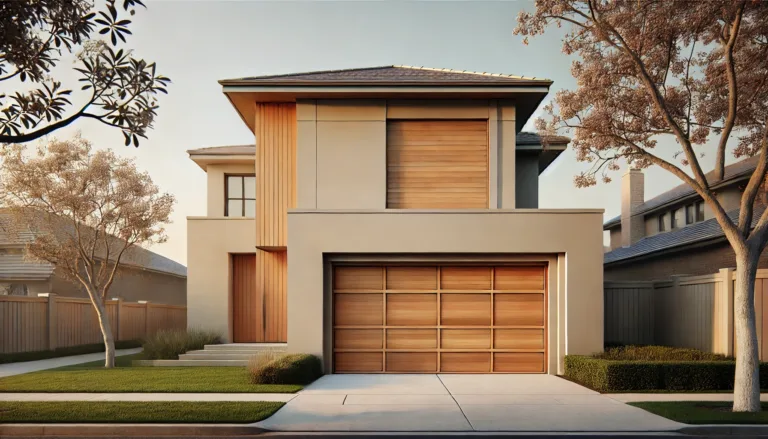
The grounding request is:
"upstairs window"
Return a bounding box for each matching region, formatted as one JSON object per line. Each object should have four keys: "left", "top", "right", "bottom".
{"left": 685, "top": 204, "right": 694, "bottom": 225}
{"left": 226, "top": 175, "right": 256, "bottom": 217}
{"left": 658, "top": 213, "right": 666, "bottom": 232}
{"left": 671, "top": 210, "right": 678, "bottom": 229}
{"left": 696, "top": 201, "right": 705, "bottom": 222}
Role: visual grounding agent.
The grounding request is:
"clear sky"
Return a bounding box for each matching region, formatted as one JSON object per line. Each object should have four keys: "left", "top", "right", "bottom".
{"left": 49, "top": 0, "right": 737, "bottom": 265}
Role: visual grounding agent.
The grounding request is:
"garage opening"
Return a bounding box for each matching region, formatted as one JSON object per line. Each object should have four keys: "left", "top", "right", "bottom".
{"left": 332, "top": 264, "right": 547, "bottom": 373}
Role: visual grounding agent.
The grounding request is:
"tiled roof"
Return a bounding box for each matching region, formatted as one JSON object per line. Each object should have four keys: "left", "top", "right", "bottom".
{"left": 0, "top": 212, "right": 186, "bottom": 278}
{"left": 0, "top": 253, "right": 55, "bottom": 280}
{"left": 220, "top": 65, "right": 552, "bottom": 85}
{"left": 604, "top": 205, "right": 765, "bottom": 264}
{"left": 187, "top": 132, "right": 565, "bottom": 157}
{"left": 187, "top": 145, "right": 254, "bottom": 156}
{"left": 604, "top": 156, "right": 760, "bottom": 228}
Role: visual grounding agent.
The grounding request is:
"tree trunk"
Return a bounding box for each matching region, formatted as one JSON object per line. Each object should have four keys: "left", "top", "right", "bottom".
{"left": 733, "top": 248, "right": 761, "bottom": 412}
{"left": 90, "top": 293, "right": 116, "bottom": 368}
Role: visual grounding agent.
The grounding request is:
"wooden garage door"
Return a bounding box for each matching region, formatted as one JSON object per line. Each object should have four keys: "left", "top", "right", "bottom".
{"left": 332, "top": 264, "right": 547, "bottom": 373}
{"left": 387, "top": 120, "right": 488, "bottom": 208}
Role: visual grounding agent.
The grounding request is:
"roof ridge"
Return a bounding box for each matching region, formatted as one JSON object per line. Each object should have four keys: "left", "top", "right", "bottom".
{"left": 392, "top": 65, "right": 548, "bottom": 82}
{"left": 244, "top": 65, "right": 397, "bottom": 80}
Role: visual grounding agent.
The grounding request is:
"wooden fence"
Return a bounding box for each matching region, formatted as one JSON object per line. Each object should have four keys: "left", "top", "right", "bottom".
{"left": 605, "top": 269, "right": 768, "bottom": 359}
{"left": 0, "top": 294, "right": 186, "bottom": 354}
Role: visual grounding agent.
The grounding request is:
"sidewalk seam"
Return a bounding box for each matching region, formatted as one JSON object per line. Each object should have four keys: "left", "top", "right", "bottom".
{"left": 436, "top": 374, "right": 474, "bottom": 432}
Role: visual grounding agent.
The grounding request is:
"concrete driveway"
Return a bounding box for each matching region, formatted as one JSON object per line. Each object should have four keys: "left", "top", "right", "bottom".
{"left": 255, "top": 374, "right": 684, "bottom": 432}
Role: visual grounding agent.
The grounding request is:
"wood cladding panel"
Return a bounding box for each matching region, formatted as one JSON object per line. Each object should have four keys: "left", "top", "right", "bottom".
{"left": 333, "top": 264, "right": 547, "bottom": 373}
{"left": 257, "top": 250, "right": 287, "bottom": 342}
{"left": 255, "top": 103, "right": 296, "bottom": 248}
{"left": 386, "top": 120, "right": 488, "bottom": 208}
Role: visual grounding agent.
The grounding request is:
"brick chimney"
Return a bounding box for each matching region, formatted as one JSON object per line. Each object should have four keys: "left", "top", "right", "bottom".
{"left": 621, "top": 168, "right": 645, "bottom": 247}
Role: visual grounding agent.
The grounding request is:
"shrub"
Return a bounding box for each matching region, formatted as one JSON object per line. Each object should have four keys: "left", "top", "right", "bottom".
{"left": 0, "top": 340, "right": 142, "bottom": 364}
{"left": 142, "top": 328, "right": 222, "bottom": 360}
{"left": 565, "top": 355, "right": 768, "bottom": 392}
{"left": 248, "top": 353, "right": 322, "bottom": 385}
{"left": 595, "top": 345, "right": 730, "bottom": 362}
{"left": 248, "top": 350, "right": 283, "bottom": 373}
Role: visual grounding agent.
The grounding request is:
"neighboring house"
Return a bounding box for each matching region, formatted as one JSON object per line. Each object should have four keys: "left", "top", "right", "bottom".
{"left": 0, "top": 212, "right": 187, "bottom": 305}
{"left": 186, "top": 65, "right": 604, "bottom": 375}
{"left": 604, "top": 156, "right": 768, "bottom": 280}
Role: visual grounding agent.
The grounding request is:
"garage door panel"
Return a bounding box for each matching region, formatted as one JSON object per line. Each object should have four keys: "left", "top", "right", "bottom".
{"left": 334, "top": 266, "right": 383, "bottom": 291}
{"left": 335, "top": 294, "right": 383, "bottom": 326}
{"left": 495, "top": 266, "right": 546, "bottom": 291}
{"left": 440, "top": 266, "right": 492, "bottom": 290}
{"left": 441, "top": 293, "right": 491, "bottom": 326}
{"left": 386, "top": 294, "right": 437, "bottom": 326}
{"left": 387, "top": 329, "right": 437, "bottom": 349}
{"left": 494, "top": 294, "right": 544, "bottom": 327}
{"left": 386, "top": 352, "right": 437, "bottom": 373}
{"left": 334, "top": 329, "right": 383, "bottom": 350}
{"left": 386, "top": 266, "right": 437, "bottom": 290}
{"left": 441, "top": 329, "right": 491, "bottom": 349}
{"left": 333, "top": 264, "right": 547, "bottom": 373}
{"left": 494, "top": 353, "right": 546, "bottom": 373}
{"left": 494, "top": 329, "right": 545, "bottom": 350}
{"left": 335, "top": 352, "right": 383, "bottom": 372}
{"left": 441, "top": 353, "right": 491, "bottom": 373}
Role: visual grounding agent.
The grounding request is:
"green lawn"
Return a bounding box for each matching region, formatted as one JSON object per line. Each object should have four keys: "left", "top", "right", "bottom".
{"left": 630, "top": 401, "right": 768, "bottom": 424}
{"left": 0, "top": 401, "right": 283, "bottom": 423}
{"left": 0, "top": 354, "right": 302, "bottom": 393}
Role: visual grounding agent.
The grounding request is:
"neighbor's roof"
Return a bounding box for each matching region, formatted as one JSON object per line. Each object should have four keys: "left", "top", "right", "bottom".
{"left": 0, "top": 253, "right": 55, "bottom": 281}
{"left": 220, "top": 65, "right": 552, "bottom": 86}
{"left": 604, "top": 205, "right": 766, "bottom": 265}
{"left": 604, "top": 156, "right": 760, "bottom": 229}
{"left": 0, "top": 212, "right": 187, "bottom": 278}
{"left": 188, "top": 132, "right": 569, "bottom": 158}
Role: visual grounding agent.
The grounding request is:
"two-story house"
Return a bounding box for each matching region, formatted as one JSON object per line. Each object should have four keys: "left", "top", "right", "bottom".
{"left": 186, "top": 66, "right": 604, "bottom": 375}
{"left": 604, "top": 156, "right": 768, "bottom": 280}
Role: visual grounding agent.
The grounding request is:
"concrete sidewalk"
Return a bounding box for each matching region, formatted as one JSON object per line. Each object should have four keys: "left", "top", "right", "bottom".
{"left": 0, "top": 348, "right": 142, "bottom": 378}
{"left": 609, "top": 393, "right": 768, "bottom": 402}
{"left": 0, "top": 392, "right": 295, "bottom": 402}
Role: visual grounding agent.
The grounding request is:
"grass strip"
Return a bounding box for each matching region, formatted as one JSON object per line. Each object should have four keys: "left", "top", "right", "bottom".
{"left": 630, "top": 401, "right": 768, "bottom": 424}
{"left": 0, "top": 401, "right": 283, "bottom": 423}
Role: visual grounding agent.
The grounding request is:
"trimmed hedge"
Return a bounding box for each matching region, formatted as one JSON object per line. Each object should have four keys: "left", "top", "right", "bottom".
{"left": 565, "top": 355, "right": 768, "bottom": 392}
{"left": 249, "top": 354, "right": 323, "bottom": 385}
{"left": 595, "top": 345, "right": 730, "bottom": 362}
{"left": 0, "top": 340, "right": 142, "bottom": 365}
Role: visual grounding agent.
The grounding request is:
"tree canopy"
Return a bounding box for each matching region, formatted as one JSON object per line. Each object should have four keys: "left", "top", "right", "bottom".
{"left": 0, "top": 0, "right": 170, "bottom": 146}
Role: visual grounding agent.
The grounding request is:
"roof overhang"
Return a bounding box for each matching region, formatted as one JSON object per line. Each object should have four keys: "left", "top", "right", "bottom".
{"left": 221, "top": 85, "right": 551, "bottom": 133}
{"left": 187, "top": 153, "right": 255, "bottom": 171}
{"left": 516, "top": 142, "right": 568, "bottom": 174}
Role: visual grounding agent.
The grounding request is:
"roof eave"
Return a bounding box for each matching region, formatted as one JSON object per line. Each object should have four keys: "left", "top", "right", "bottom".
{"left": 604, "top": 235, "right": 726, "bottom": 266}
{"left": 218, "top": 79, "right": 554, "bottom": 87}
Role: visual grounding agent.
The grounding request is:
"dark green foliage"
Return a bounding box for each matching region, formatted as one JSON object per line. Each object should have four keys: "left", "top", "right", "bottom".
{"left": 565, "top": 352, "right": 768, "bottom": 392}
{"left": 141, "top": 328, "right": 221, "bottom": 360}
{"left": 0, "top": 340, "right": 141, "bottom": 364}
{"left": 595, "top": 345, "right": 731, "bottom": 362}
{"left": 248, "top": 354, "right": 323, "bottom": 385}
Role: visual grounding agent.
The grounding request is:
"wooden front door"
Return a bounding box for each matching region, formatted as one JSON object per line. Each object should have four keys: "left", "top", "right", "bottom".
{"left": 332, "top": 264, "right": 547, "bottom": 373}
{"left": 232, "top": 252, "right": 287, "bottom": 342}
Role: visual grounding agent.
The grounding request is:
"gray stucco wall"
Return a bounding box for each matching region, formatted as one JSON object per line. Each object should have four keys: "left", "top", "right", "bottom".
{"left": 515, "top": 153, "right": 539, "bottom": 208}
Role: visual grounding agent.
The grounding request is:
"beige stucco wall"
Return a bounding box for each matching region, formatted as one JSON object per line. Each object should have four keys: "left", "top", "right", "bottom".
{"left": 287, "top": 209, "right": 605, "bottom": 375}
{"left": 187, "top": 217, "right": 255, "bottom": 341}
{"left": 205, "top": 164, "right": 256, "bottom": 217}
{"left": 295, "top": 99, "right": 518, "bottom": 210}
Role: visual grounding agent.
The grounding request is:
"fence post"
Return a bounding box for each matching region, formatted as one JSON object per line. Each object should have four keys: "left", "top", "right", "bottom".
{"left": 113, "top": 297, "right": 123, "bottom": 342}
{"left": 140, "top": 301, "right": 151, "bottom": 339}
{"left": 42, "top": 293, "right": 58, "bottom": 351}
{"left": 719, "top": 268, "right": 735, "bottom": 356}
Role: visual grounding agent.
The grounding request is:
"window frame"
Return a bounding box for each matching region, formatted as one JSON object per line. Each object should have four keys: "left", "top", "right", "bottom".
{"left": 658, "top": 213, "right": 666, "bottom": 232}
{"left": 224, "top": 174, "right": 256, "bottom": 217}
{"left": 685, "top": 204, "right": 694, "bottom": 225}
{"left": 695, "top": 201, "right": 705, "bottom": 222}
{"left": 670, "top": 209, "right": 678, "bottom": 229}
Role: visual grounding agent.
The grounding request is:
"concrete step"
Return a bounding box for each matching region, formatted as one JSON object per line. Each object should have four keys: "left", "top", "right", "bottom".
{"left": 185, "top": 349, "right": 285, "bottom": 356}
{"left": 179, "top": 353, "right": 262, "bottom": 361}
{"left": 203, "top": 343, "right": 286, "bottom": 351}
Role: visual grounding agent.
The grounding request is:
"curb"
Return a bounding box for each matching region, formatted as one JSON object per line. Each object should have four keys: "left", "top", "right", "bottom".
{"left": 0, "top": 424, "right": 267, "bottom": 437}
{"left": 679, "top": 424, "right": 768, "bottom": 436}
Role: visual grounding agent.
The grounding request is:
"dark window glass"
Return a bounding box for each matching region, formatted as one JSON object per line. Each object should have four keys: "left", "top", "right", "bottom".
{"left": 671, "top": 210, "right": 678, "bottom": 229}
{"left": 696, "top": 201, "right": 705, "bottom": 222}
{"left": 685, "top": 204, "right": 694, "bottom": 225}
{"left": 658, "top": 214, "right": 666, "bottom": 232}
{"left": 225, "top": 175, "right": 256, "bottom": 217}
